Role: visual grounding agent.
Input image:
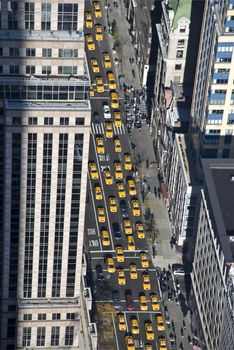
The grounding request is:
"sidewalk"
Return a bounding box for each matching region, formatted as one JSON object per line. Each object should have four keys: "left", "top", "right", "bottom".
{"left": 104, "top": 0, "right": 141, "bottom": 90}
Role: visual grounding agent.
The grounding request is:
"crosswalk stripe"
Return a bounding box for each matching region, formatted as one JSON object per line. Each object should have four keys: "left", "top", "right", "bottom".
{"left": 91, "top": 123, "right": 126, "bottom": 135}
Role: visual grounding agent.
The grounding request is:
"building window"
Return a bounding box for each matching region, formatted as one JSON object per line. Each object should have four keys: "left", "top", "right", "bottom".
{"left": 37, "top": 327, "right": 46, "bottom": 346}
{"left": 26, "top": 65, "right": 35, "bottom": 75}
{"left": 41, "top": 3, "right": 51, "bottom": 30}
{"left": 75, "top": 117, "right": 85, "bottom": 125}
{"left": 44, "top": 117, "right": 53, "bottom": 125}
{"left": 8, "top": 1, "right": 18, "bottom": 29}
{"left": 57, "top": 4, "right": 78, "bottom": 31}
{"left": 0, "top": 66, "right": 2, "bottom": 74}
{"left": 179, "top": 25, "right": 186, "bottom": 33}
{"left": 7, "top": 318, "right": 16, "bottom": 338}
{"left": 177, "top": 39, "right": 185, "bottom": 46}
{"left": 22, "top": 327, "right": 31, "bottom": 347}
{"left": 52, "top": 313, "right": 60, "bottom": 320}
{"left": 10, "top": 65, "right": 19, "bottom": 74}
{"left": 60, "top": 117, "right": 69, "bottom": 125}
{"left": 222, "top": 148, "right": 230, "bottom": 158}
{"left": 176, "top": 50, "right": 183, "bottom": 58}
{"left": 13, "top": 117, "right": 21, "bottom": 125}
{"left": 26, "top": 48, "right": 36, "bottom": 57}
{"left": 66, "top": 313, "right": 75, "bottom": 320}
{"left": 23, "top": 314, "right": 32, "bottom": 321}
{"left": 25, "top": 2, "right": 34, "bottom": 30}
{"left": 42, "top": 48, "right": 52, "bottom": 57}
{"left": 28, "top": 117, "right": 37, "bottom": 125}
{"left": 38, "top": 313, "right": 46, "bottom": 320}
{"left": 51, "top": 326, "right": 60, "bottom": 346}
{"left": 65, "top": 326, "right": 74, "bottom": 346}
{"left": 59, "top": 49, "right": 78, "bottom": 57}
{"left": 58, "top": 66, "right": 77, "bottom": 75}
{"left": 9, "top": 48, "right": 19, "bottom": 57}
{"left": 175, "top": 64, "right": 182, "bottom": 70}
{"left": 0, "top": 48, "right": 2, "bottom": 56}
{"left": 42, "top": 66, "right": 51, "bottom": 75}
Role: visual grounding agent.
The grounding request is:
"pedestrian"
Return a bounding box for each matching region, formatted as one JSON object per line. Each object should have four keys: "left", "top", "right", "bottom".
{"left": 148, "top": 184, "right": 151, "bottom": 192}
{"left": 168, "top": 263, "right": 171, "bottom": 271}
{"left": 183, "top": 320, "right": 186, "bottom": 329}
{"left": 170, "top": 239, "right": 173, "bottom": 249}
{"left": 181, "top": 327, "right": 184, "bottom": 337}
{"left": 154, "top": 186, "right": 157, "bottom": 197}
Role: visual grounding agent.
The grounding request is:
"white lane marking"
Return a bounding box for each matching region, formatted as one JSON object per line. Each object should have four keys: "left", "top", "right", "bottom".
{"left": 89, "top": 249, "right": 148, "bottom": 254}
{"left": 88, "top": 175, "right": 101, "bottom": 247}
{"left": 111, "top": 313, "right": 120, "bottom": 350}
{"left": 92, "top": 133, "right": 114, "bottom": 250}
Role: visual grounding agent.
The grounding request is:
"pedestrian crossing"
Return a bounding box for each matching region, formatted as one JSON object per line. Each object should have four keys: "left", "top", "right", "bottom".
{"left": 91, "top": 123, "right": 126, "bottom": 135}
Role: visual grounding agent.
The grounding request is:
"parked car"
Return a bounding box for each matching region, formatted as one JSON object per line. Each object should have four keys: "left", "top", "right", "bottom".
{"left": 112, "top": 290, "right": 121, "bottom": 310}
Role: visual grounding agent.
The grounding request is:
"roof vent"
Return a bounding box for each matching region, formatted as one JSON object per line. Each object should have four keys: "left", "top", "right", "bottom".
{"left": 231, "top": 174, "right": 234, "bottom": 182}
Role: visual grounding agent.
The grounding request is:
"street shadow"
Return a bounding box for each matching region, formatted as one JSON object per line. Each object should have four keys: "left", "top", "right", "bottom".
{"left": 178, "top": 293, "right": 188, "bottom": 317}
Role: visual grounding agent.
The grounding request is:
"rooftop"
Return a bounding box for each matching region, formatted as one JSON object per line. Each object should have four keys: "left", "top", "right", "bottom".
{"left": 168, "top": 0, "right": 192, "bottom": 30}
{"left": 202, "top": 159, "right": 234, "bottom": 263}
{"left": 0, "top": 30, "right": 84, "bottom": 41}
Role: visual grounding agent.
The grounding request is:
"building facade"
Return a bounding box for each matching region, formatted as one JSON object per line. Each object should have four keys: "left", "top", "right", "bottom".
{"left": 168, "top": 134, "right": 200, "bottom": 246}
{"left": 191, "top": 159, "right": 234, "bottom": 350}
{"left": 191, "top": 0, "right": 234, "bottom": 169}
{"left": 0, "top": 1, "right": 91, "bottom": 349}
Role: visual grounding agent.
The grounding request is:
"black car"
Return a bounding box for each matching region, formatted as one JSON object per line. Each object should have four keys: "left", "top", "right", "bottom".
{"left": 94, "top": 112, "right": 101, "bottom": 125}
{"left": 120, "top": 200, "right": 128, "bottom": 218}
{"left": 96, "top": 264, "right": 104, "bottom": 281}
{"left": 125, "top": 290, "right": 134, "bottom": 311}
{"left": 112, "top": 290, "right": 121, "bottom": 310}
{"left": 112, "top": 223, "right": 121, "bottom": 239}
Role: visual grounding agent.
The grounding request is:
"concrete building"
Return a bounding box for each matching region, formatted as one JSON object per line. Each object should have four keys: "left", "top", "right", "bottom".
{"left": 0, "top": 1, "right": 92, "bottom": 349}
{"left": 191, "top": 159, "right": 234, "bottom": 350}
{"left": 191, "top": 0, "right": 234, "bottom": 172}
{"left": 168, "top": 134, "right": 201, "bottom": 246}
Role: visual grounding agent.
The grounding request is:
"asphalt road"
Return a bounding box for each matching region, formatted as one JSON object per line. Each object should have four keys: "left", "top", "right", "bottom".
{"left": 84, "top": 1, "right": 169, "bottom": 349}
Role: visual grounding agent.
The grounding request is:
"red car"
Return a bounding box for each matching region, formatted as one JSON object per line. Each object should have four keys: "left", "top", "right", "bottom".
{"left": 125, "top": 291, "right": 134, "bottom": 311}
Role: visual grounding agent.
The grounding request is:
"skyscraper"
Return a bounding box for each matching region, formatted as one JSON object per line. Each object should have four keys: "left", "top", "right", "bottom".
{"left": 0, "top": 1, "right": 91, "bottom": 349}
{"left": 191, "top": 0, "right": 234, "bottom": 172}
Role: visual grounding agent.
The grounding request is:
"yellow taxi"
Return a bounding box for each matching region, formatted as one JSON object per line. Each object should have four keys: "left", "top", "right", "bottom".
{"left": 158, "top": 336, "right": 167, "bottom": 350}
{"left": 104, "top": 122, "right": 113, "bottom": 138}
{"left": 90, "top": 85, "right": 95, "bottom": 97}
{"left": 114, "top": 138, "right": 122, "bottom": 153}
{"left": 142, "top": 273, "right": 151, "bottom": 290}
{"left": 156, "top": 314, "right": 165, "bottom": 331}
{"left": 116, "top": 182, "right": 126, "bottom": 198}
{"left": 97, "top": 207, "right": 106, "bottom": 223}
{"left": 90, "top": 58, "right": 100, "bottom": 73}
{"left": 125, "top": 335, "right": 135, "bottom": 350}
{"left": 89, "top": 162, "right": 99, "bottom": 179}
{"left": 103, "top": 168, "right": 113, "bottom": 185}
{"left": 95, "top": 24, "right": 103, "bottom": 41}
{"left": 140, "top": 251, "right": 149, "bottom": 268}
{"left": 150, "top": 294, "right": 160, "bottom": 311}
{"left": 117, "top": 313, "right": 126, "bottom": 331}
{"left": 106, "top": 257, "right": 115, "bottom": 273}
{"left": 131, "top": 199, "right": 141, "bottom": 216}
{"left": 85, "top": 11, "right": 93, "bottom": 28}
{"left": 95, "top": 77, "right": 104, "bottom": 93}
{"left": 107, "top": 72, "right": 117, "bottom": 89}
{"left": 127, "top": 235, "right": 136, "bottom": 251}
{"left": 85, "top": 34, "right": 95, "bottom": 51}
{"left": 94, "top": 185, "right": 102, "bottom": 200}
{"left": 136, "top": 222, "right": 145, "bottom": 238}
{"left": 145, "top": 322, "right": 154, "bottom": 341}
{"left": 145, "top": 344, "right": 153, "bottom": 350}
{"left": 101, "top": 229, "right": 110, "bottom": 247}
{"left": 113, "top": 110, "right": 122, "bottom": 126}
{"left": 114, "top": 162, "right": 123, "bottom": 180}
{"left": 102, "top": 52, "right": 112, "bottom": 68}
{"left": 117, "top": 268, "right": 126, "bottom": 285}
{"left": 109, "top": 196, "right": 118, "bottom": 213}
{"left": 93, "top": 1, "right": 102, "bottom": 18}
{"left": 110, "top": 91, "right": 119, "bottom": 108}
{"left": 124, "top": 154, "right": 132, "bottom": 170}
{"left": 131, "top": 318, "right": 139, "bottom": 335}
{"left": 115, "top": 246, "right": 124, "bottom": 262}
{"left": 96, "top": 137, "right": 105, "bottom": 154}
{"left": 123, "top": 219, "right": 132, "bottom": 235}
{"left": 129, "top": 263, "right": 137, "bottom": 279}
{"left": 127, "top": 179, "right": 137, "bottom": 196}
{"left": 139, "top": 295, "right": 148, "bottom": 311}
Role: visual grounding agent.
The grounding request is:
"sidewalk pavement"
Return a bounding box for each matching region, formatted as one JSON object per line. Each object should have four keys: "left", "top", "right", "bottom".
{"left": 104, "top": 0, "right": 141, "bottom": 90}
